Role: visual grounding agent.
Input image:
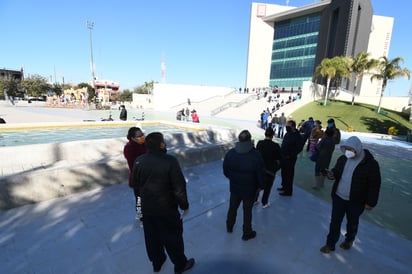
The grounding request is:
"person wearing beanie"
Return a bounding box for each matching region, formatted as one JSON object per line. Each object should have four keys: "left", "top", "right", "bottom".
{"left": 320, "top": 136, "right": 381, "bottom": 253}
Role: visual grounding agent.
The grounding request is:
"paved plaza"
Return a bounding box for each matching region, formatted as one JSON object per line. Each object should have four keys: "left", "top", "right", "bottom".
{"left": 0, "top": 103, "right": 412, "bottom": 274}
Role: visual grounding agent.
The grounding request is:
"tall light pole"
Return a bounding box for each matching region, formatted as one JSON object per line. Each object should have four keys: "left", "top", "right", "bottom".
{"left": 87, "top": 21, "right": 95, "bottom": 89}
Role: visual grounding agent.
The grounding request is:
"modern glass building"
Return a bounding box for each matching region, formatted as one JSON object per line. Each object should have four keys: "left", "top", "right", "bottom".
{"left": 246, "top": 0, "right": 393, "bottom": 98}
{"left": 269, "top": 14, "right": 321, "bottom": 88}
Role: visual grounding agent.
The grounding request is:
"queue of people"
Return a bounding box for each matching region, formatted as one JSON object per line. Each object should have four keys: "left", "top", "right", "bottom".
{"left": 123, "top": 116, "right": 381, "bottom": 271}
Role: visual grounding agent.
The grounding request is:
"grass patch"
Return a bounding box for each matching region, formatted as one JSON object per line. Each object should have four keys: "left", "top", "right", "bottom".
{"left": 290, "top": 100, "right": 412, "bottom": 135}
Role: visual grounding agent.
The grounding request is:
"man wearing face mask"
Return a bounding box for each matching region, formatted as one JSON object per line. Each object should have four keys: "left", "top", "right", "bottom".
{"left": 320, "top": 136, "right": 381, "bottom": 254}
{"left": 124, "top": 127, "right": 147, "bottom": 222}
{"left": 132, "top": 132, "right": 194, "bottom": 273}
{"left": 278, "top": 119, "right": 303, "bottom": 196}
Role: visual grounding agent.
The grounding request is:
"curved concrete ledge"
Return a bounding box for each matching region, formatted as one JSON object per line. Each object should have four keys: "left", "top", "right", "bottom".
{"left": 0, "top": 128, "right": 238, "bottom": 211}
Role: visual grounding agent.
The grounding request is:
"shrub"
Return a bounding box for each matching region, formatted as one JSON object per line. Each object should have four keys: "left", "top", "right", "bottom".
{"left": 388, "top": 126, "right": 398, "bottom": 135}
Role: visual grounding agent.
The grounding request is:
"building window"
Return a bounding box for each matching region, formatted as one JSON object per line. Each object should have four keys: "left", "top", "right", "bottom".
{"left": 269, "top": 13, "right": 321, "bottom": 89}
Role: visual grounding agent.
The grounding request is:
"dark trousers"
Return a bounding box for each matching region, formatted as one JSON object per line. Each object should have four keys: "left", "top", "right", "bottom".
{"left": 226, "top": 193, "right": 254, "bottom": 234}
{"left": 277, "top": 125, "right": 285, "bottom": 138}
{"left": 143, "top": 211, "right": 187, "bottom": 271}
{"left": 326, "top": 195, "right": 365, "bottom": 248}
{"left": 255, "top": 173, "right": 275, "bottom": 205}
{"left": 280, "top": 157, "right": 297, "bottom": 194}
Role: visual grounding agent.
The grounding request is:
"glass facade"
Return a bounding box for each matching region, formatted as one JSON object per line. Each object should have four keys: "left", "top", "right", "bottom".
{"left": 269, "top": 14, "right": 320, "bottom": 89}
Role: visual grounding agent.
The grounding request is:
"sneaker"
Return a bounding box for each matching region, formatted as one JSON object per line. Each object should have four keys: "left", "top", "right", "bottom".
{"left": 242, "top": 231, "right": 257, "bottom": 241}
{"left": 175, "top": 258, "right": 195, "bottom": 274}
{"left": 226, "top": 225, "right": 233, "bottom": 233}
{"left": 320, "top": 245, "right": 335, "bottom": 254}
{"left": 277, "top": 187, "right": 285, "bottom": 191}
{"left": 339, "top": 241, "right": 353, "bottom": 250}
{"left": 262, "top": 203, "right": 270, "bottom": 209}
{"left": 253, "top": 201, "right": 259, "bottom": 206}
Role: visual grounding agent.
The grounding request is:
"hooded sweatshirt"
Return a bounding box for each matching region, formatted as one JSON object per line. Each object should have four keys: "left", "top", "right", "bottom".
{"left": 336, "top": 136, "right": 365, "bottom": 200}
{"left": 223, "top": 140, "right": 265, "bottom": 198}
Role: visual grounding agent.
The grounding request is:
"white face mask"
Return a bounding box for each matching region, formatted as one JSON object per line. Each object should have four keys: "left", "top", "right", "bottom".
{"left": 345, "top": 150, "right": 356, "bottom": 159}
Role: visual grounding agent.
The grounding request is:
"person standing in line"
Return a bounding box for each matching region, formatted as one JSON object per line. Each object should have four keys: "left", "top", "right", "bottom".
{"left": 223, "top": 130, "right": 265, "bottom": 241}
{"left": 277, "top": 112, "right": 287, "bottom": 138}
{"left": 300, "top": 117, "right": 315, "bottom": 151}
{"left": 123, "top": 127, "right": 147, "bottom": 223}
{"left": 278, "top": 119, "right": 302, "bottom": 196}
{"left": 132, "top": 132, "right": 195, "bottom": 273}
{"left": 254, "top": 127, "right": 281, "bottom": 208}
{"left": 308, "top": 120, "right": 324, "bottom": 159}
{"left": 320, "top": 136, "right": 381, "bottom": 253}
{"left": 119, "top": 105, "right": 127, "bottom": 121}
{"left": 312, "top": 128, "right": 335, "bottom": 189}
{"left": 326, "top": 118, "right": 341, "bottom": 144}
{"left": 271, "top": 113, "right": 279, "bottom": 136}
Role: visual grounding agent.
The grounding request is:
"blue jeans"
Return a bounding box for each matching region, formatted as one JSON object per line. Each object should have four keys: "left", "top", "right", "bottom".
{"left": 326, "top": 195, "right": 365, "bottom": 248}
{"left": 277, "top": 125, "right": 285, "bottom": 138}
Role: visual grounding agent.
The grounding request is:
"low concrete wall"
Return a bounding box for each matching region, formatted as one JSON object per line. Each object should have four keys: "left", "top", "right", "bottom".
{"left": 0, "top": 128, "right": 238, "bottom": 211}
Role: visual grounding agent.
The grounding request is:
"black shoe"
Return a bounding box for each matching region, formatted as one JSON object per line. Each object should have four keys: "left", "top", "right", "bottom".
{"left": 175, "top": 258, "right": 195, "bottom": 274}
{"left": 227, "top": 226, "right": 233, "bottom": 233}
{"left": 277, "top": 187, "right": 285, "bottom": 191}
{"left": 279, "top": 192, "right": 292, "bottom": 196}
{"left": 153, "top": 255, "right": 167, "bottom": 272}
{"left": 339, "top": 240, "right": 353, "bottom": 250}
{"left": 320, "top": 245, "right": 335, "bottom": 254}
{"left": 242, "top": 231, "right": 257, "bottom": 241}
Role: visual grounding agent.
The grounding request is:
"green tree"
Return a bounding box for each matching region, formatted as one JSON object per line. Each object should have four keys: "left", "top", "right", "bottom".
{"left": 349, "top": 51, "right": 378, "bottom": 105}
{"left": 77, "top": 82, "right": 95, "bottom": 101}
{"left": 315, "top": 56, "right": 351, "bottom": 106}
{"left": 21, "top": 74, "right": 51, "bottom": 97}
{"left": 0, "top": 78, "right": 20, "bottom": 98}
{"left": 119, "top": 89, "right": 133, "bottom": 102}
{"left": 133, "top": 80, "right": 155, "bottom": 94}
{"left": 50, "top": 83, "right": 63, "bottom": 96}
{"left": 370, "top": 57, "right": 411, "bottom": 113}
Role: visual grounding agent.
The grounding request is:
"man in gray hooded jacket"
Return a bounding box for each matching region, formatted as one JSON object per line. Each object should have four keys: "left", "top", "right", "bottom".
{"left": 320, "top": 136, "right": 381, "bottom": 253}
{"left": 223, "top": 130, "right": 265, "bottom": 241}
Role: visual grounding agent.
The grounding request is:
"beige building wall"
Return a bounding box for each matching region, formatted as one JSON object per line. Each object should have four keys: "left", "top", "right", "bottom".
{"left": 148, "top": 83, "right": 234, "bottom": 111}
{"left": 359, "top": 15, "right": 394, "bottom": 97}
{"left": 245, "top": 3, "right": 292, "bottom": 90}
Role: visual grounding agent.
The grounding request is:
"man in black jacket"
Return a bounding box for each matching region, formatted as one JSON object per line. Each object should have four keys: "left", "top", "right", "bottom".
{"left": 320, "top": 136, "right": 381, "bottom": 253}
{"left": 223, "top": 130, "right": 265, "bottom": 240}
{"left": 255, "top": 127, "right": 281, "bottom": 208}
{"left": 278, "top": 119, "right": 303, "bottom": 196}
{"left": 132, "top": 132, "right": 194, "bottom": 273}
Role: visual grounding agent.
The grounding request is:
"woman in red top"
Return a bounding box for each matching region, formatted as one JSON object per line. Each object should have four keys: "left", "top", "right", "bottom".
{"left": 123, "top": 127, "right": 147, "bottom": 222}
{"left": 191, "top": 110, "right": 199, "bottom": 123}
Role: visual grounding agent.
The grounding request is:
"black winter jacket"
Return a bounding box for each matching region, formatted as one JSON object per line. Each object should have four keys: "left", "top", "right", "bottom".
{"left": 331, "top": 149, "right": 381, "bottom": 207}
{"left": 256, "top": 139, "right": 281, "bottom": 175}
{"left": 132, "top": 151, "right": 188, "bottom": 216}
{"left": 223, "top": 141, "right": 265, "bottom": 199}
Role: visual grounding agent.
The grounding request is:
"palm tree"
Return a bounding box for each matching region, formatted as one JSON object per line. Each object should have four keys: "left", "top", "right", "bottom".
{"left": 350, "top": 51, "right": 378, "bottom": 105}
{"left": 371, "top": 57, "right": 410, "bottom": 113}
{"left": 315, "top": 56, "right": 351, "bottom": 106}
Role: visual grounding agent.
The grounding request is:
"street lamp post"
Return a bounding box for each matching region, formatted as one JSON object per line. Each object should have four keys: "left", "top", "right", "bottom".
{"left": 87, "top": 21, "right": 96, "bottom": 91}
